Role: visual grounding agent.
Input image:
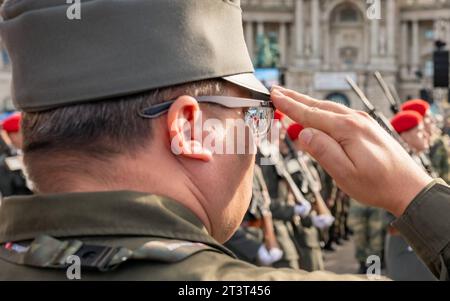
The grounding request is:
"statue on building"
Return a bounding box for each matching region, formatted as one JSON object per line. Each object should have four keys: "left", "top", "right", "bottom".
{"left": 255, "top": 33, "right": 280, "bottom": 68}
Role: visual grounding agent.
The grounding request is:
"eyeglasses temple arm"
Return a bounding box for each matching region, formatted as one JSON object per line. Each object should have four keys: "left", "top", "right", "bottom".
{"left": 139, "top": 101, "right": 175, "bottom": 119}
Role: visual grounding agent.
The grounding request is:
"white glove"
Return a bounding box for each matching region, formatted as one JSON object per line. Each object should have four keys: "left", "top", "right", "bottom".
{"left": 257, "top": 245, "right": 283, "bottom": 266}
{"left": 269, "top": 247, "right": 283, "bottom": 263}
{"left": 294, "top": 202, "right": 312, "bottom": 218}
{"left": 312, "top": 215, "right": 335, "bottom": 230}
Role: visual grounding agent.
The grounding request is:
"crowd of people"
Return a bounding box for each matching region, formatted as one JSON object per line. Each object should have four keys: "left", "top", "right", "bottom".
{"left": 223, "top": 98, "right": 449, "bottom": 280}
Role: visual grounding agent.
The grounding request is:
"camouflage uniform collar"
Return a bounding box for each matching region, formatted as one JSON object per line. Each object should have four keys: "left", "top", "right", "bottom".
{"left": 0, "top": 191, "right": 231, "bottom": 256}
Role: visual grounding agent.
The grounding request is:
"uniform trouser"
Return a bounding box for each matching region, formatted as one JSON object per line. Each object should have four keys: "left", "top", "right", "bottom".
{"left": 224, "top": 227, "right": 262, "bottom": 265}
{"left": 273, "top": 258, "right": 299, "bottom": 269}
{"left": 273, "top": 221, "right": 300, "bottom": 270}
{"left": 297, "top": 246, "right": 324, "bottom": 272}
{"left": 293, "top": 224, "right": 324, "bottom": 272}
{"left": 385, "top": 234, "right": 436, "bottom": 281}
{"left": 334, "top": 198, "right": 344, "bottom": 238}
{"left": 348, "top": 201, "right": 383, "bottom": 263}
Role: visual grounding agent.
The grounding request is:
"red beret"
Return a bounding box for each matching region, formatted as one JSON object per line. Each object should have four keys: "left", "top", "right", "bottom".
{"left": 287, "top": 123, "right": 304, "bottom": 141}
{"left": 274, "top": 110, "right": 285, "bottom": 121}
{"left": 391, "top": 111, "right": 423, "bottom": 134}
{"left": 401, "top": 99, "right": 430, "bottom": 117}
{"left": 1, "top": 113, "right": 21, "bottom": 133}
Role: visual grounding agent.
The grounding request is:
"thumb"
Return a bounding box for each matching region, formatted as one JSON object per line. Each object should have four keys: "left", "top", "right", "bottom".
{"left": 297, "top": 128, "right": 355, "bottom": 180}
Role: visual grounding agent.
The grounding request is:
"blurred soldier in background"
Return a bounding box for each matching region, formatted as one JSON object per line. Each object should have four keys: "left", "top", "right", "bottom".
{"left": 401, "top": 99, "right": 449, "bottom": 183}
{"left": 225, "top": 164, "right": 283, "bottom": 266}
{"left": 324, "top": 185, "right": 351, "bottom": 251}
{"left": 259, "top": 113, "right": 309, "bottom": 269}
{"left": 316, "top": 164, "right": 352, "bottom": 252}
{"left": 285, "top": 122, "right": 334, "bottom": 271}
{"left": 385, "top": 110, "right": 437, "bottom": 280}
{"left": 348, "top": 200, "right": 384, "bottom": 274}
{"left": 0, "top": 112, "right": 32, "bottom": 197}
{"left": 1, "top": 113, "right": 22, "bottom": 150}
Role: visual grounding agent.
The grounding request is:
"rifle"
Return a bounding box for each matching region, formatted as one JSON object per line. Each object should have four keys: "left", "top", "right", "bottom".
{"left": 373, "top": 72, "right": 439, "bottom": 177}
{"left": 253, "top": 165, "right": 280, "bottom": 251}
{"left": 259, "top": 142, "right": 312, "bottom": 206}
{"left": 374, "top": 71, "right": 401, "bottom": 114}
{"left": 285, "top": 137, "right": 321, "bottom": 195}
{"left": 347, "top": 76, "right": 439, "bottom": 177}
{"left": 346, "top": 76, "right": 411, "bottom": 149}
{"left": 283, "top": 136, "right": 334, "bottom": 247}
{"left": 284, "top": 136, "right": 334, "bottom": 214}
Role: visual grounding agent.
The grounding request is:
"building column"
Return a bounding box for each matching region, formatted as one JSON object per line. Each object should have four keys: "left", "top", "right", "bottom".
{"left": 400, "top": 21, "right": 409, "bottom": 78}
{"left": 363, "top": 23, "right": 369, "bottom": 64}
{"left": 370, "top": 18, "right": 379, "bottom": 58}
{"left": 295, "top": 0, "right": 304, "bottom": 60}
{"left": 245, "top": 22, "right": 254, "bottom": 60}
{"left": 311, "top": 0, "right": 321, "bottom": 61}
{"left": 279, "top": 22, "right": 287, "bottom": 66}
{"left": 323, "top": 20, "right": 330, "bottom": 68}
{"left": 387, "top": 0, "right": 396, "bottom": 58}
{"left": 411, "top": 20, "right": 420, "bottom": 76}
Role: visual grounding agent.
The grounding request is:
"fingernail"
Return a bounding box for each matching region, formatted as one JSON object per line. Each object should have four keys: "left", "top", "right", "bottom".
{"left": 299, "top": 129, "right": 313, "bottom": 145}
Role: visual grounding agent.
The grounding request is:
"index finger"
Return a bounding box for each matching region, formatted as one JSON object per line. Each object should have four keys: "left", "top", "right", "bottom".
{"left": 271, "top": 90, "right": 341, "bottom": 136}
{"left": 272, "top": 86, "right": 353, "bottom": 115}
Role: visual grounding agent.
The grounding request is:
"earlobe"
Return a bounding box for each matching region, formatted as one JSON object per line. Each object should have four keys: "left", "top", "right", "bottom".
{"left": 167, "top": 96, "right": 213, "bottom": 162}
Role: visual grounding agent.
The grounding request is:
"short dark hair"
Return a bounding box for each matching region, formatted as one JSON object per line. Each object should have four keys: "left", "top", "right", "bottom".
{"left": 22, "top": 79, "right": 227, "bottom": 191}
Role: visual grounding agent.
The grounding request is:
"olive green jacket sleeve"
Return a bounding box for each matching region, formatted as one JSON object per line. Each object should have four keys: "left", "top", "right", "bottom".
{"left": 392, "top": 179, "right": 450, "bottom": 281}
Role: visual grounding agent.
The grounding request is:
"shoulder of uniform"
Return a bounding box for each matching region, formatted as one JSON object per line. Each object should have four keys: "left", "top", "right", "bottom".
{"left": 178, "top": 251, "right": 372, "bottom": 280}
{"left": 0, "top": 235, "right": 228, "bottom": 272}
{"left": 130, "top": 238, "right": 223, "bottom": 263}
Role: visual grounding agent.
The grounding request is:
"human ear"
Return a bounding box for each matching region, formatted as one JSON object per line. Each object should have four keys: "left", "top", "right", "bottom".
{"left": 166, "top": 95, "right": 212, "bottom": 162}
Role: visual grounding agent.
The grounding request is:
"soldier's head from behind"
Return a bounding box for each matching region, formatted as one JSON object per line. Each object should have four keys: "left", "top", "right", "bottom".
{"left": 0, "top": 0, "right": 272, "bottom": 243}
{"left": 1, "top": 112, "right": 22, "bottom": 150}
{"left": 401, "top": 99, "right": 434, "bottom": 142}
{"left": 391, "top": 111, "right": 429, "bottom": 153}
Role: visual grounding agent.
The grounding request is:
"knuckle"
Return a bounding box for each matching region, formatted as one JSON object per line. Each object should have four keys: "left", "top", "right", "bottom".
{"left": 340, "top": 115, "right": 361, "bottom": 130}
{"left": 354, "top": 112, "right": 376, "bottom": 133}
{"left": 303, "top": 106, "right": 319, "bottom": 123}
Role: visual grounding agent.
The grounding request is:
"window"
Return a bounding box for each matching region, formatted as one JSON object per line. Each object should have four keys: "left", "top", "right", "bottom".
{"left": 340, "top": 47, "right": 358, "bottom": 65}
{"left": 424, "top": 59, "right": 434, "bottom": 77}
{"left": 1, "top": 47, "right": 10, "bottom": 68}
{"left": 326, "top": 93, "right": 351, "bottom": 107}
{"left": 424, "top": 29, "right": 434, "bottom": 40}
{"left": 340, "top": 7, "right": 358, "bottom": 23}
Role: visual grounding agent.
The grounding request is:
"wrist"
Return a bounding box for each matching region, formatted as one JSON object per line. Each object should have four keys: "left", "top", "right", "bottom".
{"left": 390, "top": 174, "right": 433, "bottom": 217}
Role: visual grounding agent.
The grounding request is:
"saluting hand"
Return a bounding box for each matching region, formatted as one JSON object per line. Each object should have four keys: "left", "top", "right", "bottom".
{"left": 271, "top": 87, "right": 433, "bottom": 217}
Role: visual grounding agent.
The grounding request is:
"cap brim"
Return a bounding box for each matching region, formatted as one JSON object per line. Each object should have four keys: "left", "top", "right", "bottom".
{"left": 222, "top": 73, "right": 271, "bottom": 100}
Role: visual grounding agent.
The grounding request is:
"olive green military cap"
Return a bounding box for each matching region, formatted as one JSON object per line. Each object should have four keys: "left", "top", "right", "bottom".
{"left": 0, "top": 0, "right": 269, "bottom": 112}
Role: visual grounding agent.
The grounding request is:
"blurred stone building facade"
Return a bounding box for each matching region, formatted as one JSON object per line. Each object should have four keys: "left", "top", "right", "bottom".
{"left": 242, "top": 0, "right": 450, "bottom": 116}
{"left": 0, "top": 0, "right": 449, "bottom": 115}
